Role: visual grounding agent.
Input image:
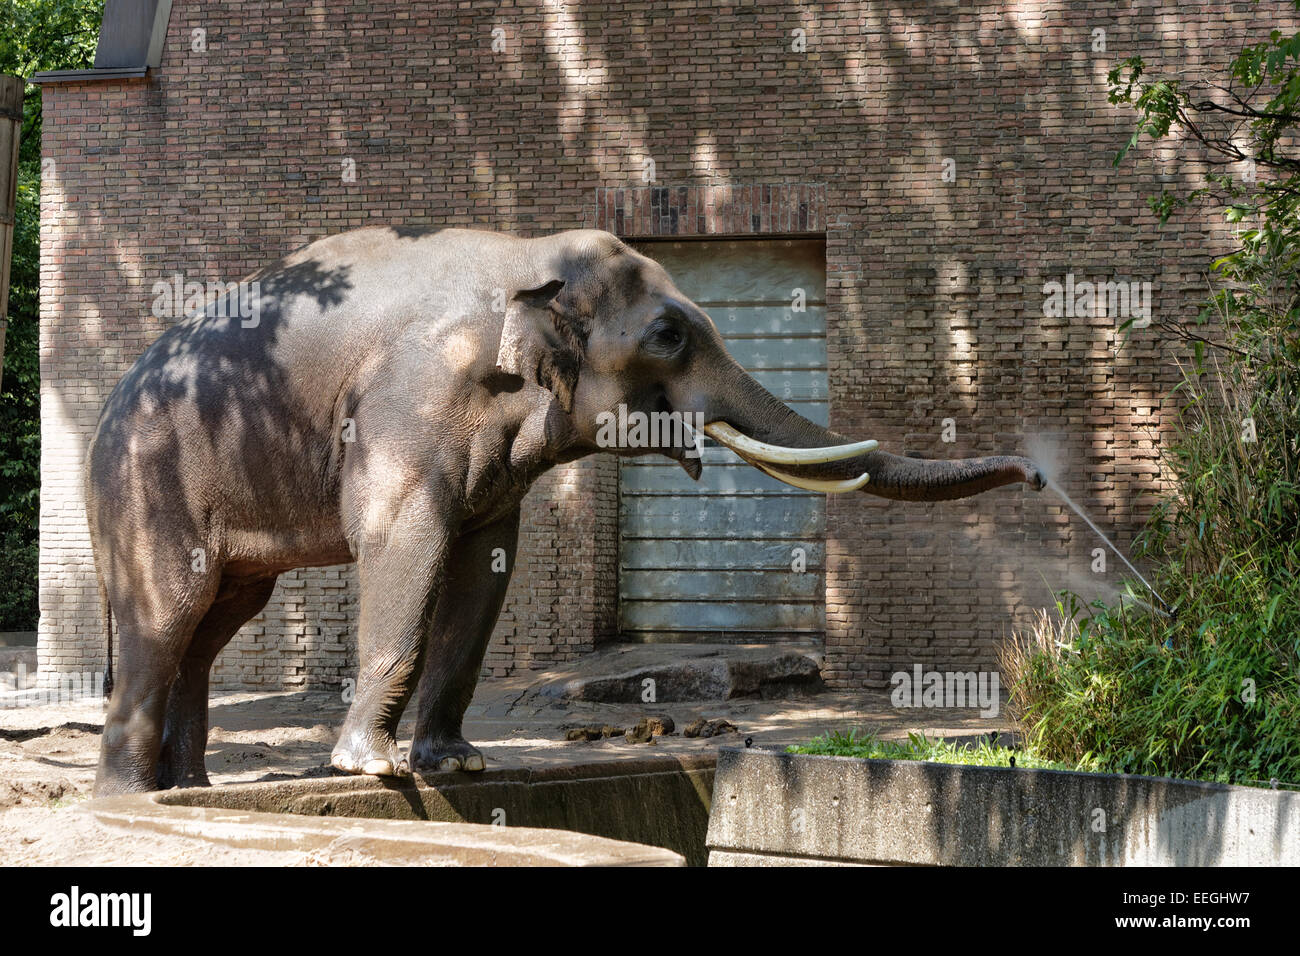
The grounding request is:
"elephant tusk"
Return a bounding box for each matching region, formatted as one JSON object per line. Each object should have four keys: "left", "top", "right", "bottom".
{"left": 703, "top": 421, "right": 878, "bottom": 465}
{"left": 754, "top": 461, "right": 871, "bottom": 493}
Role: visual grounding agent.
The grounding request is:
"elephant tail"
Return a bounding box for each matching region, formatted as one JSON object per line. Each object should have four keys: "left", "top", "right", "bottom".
{"left": 98, "top": 575, "right": 114, "bottom": 700}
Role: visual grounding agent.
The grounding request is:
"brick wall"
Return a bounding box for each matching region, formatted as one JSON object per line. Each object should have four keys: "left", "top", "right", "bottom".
{"left": 36, "top": 1, "right": 1285, "bottom": 690}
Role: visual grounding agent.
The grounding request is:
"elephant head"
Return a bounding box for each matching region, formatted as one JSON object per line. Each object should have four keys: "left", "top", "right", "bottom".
{"left": 497, "top": 230, "right": 1044, "bottom": 501}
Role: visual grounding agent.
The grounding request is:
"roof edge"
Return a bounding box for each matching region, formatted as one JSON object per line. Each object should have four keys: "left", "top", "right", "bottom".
{"left": 29, "top": 67, "right": 150, "bottom": 85}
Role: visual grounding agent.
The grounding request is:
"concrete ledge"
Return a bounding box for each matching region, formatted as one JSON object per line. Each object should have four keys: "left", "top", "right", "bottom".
{"left": 706, "top": 748, "right": 1300, "bottom": 866}
{"left": 88, "top": 791, "right": 684, "bottom": 866}
{"left": 29, "top": 67, "right": 149, "bottom": 84}
{"left": 91, "top": 753, "right": 715, "bottom": 866}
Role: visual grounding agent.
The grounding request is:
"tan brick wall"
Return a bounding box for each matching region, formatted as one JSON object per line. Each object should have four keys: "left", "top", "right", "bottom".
{"left": 37, "top": 2, "right": 1286, "bottom": 690}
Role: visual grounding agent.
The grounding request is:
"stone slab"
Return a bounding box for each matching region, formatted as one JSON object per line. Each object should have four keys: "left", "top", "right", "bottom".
{"left": 706, "top": 748, "right": 1300, "bottom": 866}
{"left": 529, "top": 643, "right": 825, "bottom": 703}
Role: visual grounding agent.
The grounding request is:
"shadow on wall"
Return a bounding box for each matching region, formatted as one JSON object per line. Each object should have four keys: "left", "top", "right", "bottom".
{"left": 40, "top": 1, "right": 1259, "bottom": 687}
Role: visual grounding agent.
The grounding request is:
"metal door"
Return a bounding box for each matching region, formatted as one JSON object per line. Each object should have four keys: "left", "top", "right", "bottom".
{"left": 619, "top": 238, "right": 828, "bottom": 642}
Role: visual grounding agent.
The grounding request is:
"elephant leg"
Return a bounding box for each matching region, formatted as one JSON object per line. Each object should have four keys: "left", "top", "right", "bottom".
{"left": 95, "top": 617, "right": 190, "bottom": 796}
{"left": 94, "top": 571, "right": 219, "bottom": 797}
{"left": 332, "top": 514, "right": 452, "bottom": 777}
{"left": 157, "top": 575, "right": 278, "bottom": 789}
{"left": 410, "top": 508, "right": 520, "bottom": 775}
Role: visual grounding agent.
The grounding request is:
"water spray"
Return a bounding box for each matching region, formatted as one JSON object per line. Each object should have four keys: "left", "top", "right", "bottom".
{"left": 1043, "top": 478, "right": 1176, "bottom": 620}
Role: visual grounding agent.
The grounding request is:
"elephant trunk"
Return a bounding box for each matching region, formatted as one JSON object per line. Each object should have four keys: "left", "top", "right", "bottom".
{"left": 700, "top": 359, "right": 1044, "bottom": 502}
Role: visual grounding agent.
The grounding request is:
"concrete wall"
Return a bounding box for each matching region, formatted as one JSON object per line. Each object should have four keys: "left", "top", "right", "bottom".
{"left": 157, "top": 754, "right": 716, "bottom": 867}
{"left": 706, "top": 749, "right": 1300, "bottom": 866}
{"left": 37, "top": 2, "right": 1289, "bottom": 689}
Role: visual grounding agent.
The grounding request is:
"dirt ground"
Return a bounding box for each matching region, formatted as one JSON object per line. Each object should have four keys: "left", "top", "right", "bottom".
{"left": 0, "top": 692, "right": 348, "bottom": 865}
{"left": 0, "top": 665, "right": 1008, "bottom": 866}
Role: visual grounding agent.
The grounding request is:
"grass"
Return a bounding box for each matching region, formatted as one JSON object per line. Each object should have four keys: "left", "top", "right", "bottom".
{"left": 786, "top": 728, "right": 1101, "bottom": 773}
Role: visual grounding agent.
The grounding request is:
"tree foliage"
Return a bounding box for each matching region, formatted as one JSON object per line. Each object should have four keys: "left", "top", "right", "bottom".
{"left": 0, "top": 0, "right": 101, "bottom": 629}
{"left": 1005, "top": 4, "right": 1300, "bottom": 786}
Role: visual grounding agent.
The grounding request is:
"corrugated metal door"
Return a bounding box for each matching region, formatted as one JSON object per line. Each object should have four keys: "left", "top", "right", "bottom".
{"left": 619, "top": 239, "right": 827, "bottom": 642}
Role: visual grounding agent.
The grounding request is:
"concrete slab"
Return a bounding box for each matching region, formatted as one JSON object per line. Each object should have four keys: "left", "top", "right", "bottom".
{"left": 142, "top": 752, "right": 716, "bottom": 865}
{"left": 707, "top": 748, "right": 1300, "bottom": 866}
{"left": 89, "top": 789, "right": 686, "bottom": 867}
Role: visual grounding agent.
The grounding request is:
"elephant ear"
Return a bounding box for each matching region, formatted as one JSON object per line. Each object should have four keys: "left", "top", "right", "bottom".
{"left": 496, "top": 279, "right": 584, "bottom": 413}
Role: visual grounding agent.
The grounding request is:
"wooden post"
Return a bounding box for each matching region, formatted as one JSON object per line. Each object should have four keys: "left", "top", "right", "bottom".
{"left": 0, "top": 75, "right": 24, "bottom": 390}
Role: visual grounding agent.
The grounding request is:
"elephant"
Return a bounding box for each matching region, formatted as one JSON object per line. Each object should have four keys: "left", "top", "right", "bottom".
{"left": 86, "top": 225, "right": 1045, "bottom": 795}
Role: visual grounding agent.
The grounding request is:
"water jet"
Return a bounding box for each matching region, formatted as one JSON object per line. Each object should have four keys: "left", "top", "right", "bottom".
{"left": 1043, "top": 478, "right": 1173, "bottom": 617}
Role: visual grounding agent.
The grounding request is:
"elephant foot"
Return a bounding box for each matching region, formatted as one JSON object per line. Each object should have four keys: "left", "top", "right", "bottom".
{"left": 94, "top": 767, "right": 160, "bottom": 797}
{"left": 157, "top": 738, "right": 211, "bottom": 790}
{"left": 331, "top": 748, "right": 409, "bottom": 777}
{"left": 410, "top": 736, "right": 486, "bottom": 775}
{"left": 331, "top": 731, "right": 410, "bottom": 777}
{"left": 157, "top": 765, "right": 211, "bottom": 790}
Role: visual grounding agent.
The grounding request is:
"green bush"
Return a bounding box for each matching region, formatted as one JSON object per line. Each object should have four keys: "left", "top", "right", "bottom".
{"left": 1005, "top": 331, "right": 1300, "bottom": 785}
{"left": 1004, "top": 589, "right": 1300, "bottom": 785}
{"left": 1003, "top": 16, "right": 1300, "bottom": 787}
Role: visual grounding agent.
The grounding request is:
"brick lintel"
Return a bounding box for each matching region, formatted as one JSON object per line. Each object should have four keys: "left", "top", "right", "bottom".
{"left": 595, "top": 183, "right": 826, "bottom": 238}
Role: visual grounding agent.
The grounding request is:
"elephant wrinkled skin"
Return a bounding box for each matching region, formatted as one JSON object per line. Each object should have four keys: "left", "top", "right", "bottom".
{"left": 86, "top": 226, "right": 1044, "bottom": 795}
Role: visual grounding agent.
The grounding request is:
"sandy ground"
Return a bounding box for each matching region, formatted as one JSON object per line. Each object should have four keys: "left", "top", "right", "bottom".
{"left": 0, "top": 661, "right": 1009, "bottom": 866}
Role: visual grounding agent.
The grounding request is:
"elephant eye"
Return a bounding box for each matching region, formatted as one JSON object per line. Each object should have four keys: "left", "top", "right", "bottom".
{"left": 642, "top": 312, "right": 686, "bottom": 355}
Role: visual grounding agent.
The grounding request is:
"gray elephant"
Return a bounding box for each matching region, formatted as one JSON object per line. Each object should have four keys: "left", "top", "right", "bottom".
{"left": 87, "top": 226, "right": 1044, "bottom": 795}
